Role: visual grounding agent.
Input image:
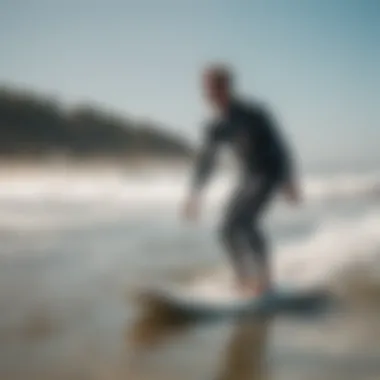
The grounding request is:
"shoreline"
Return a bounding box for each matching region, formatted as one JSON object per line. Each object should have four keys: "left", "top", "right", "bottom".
{"left": 0, "top": 156, "right": 192, "bottom": 175}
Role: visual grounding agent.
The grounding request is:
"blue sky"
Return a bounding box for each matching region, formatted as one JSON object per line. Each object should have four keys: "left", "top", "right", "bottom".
{"left": 0, "top": 0, "right": 379, "bottom": 167}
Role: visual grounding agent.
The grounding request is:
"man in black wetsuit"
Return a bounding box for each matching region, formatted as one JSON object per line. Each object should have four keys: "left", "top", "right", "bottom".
{"left": 182, "top": 64, "right": 300, "bottom": 296}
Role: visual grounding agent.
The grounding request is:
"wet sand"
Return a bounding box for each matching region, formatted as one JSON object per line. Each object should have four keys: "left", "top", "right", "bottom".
{"left": 0, "top": 240, "right": 380, "bottom": 380}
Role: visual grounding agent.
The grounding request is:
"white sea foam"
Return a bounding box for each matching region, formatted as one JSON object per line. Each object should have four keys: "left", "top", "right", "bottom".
{"left": 0, "top": 168, "right": 377, "bottom": 205}
{"left": 185, "top": 210, "right": 380, "bottom": 295}
{"left": 0, "top": 167, "right": 378, "bottom": 233}
{"left": 274, "top": 210, "right": 380, "bottom": 289}
{"left": 0, "top": 167, "right": 379, "bottom": 296}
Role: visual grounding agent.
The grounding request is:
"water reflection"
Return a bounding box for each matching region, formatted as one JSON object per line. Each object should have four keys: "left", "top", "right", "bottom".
{"left": 128, "top": 305, "right": 272, "bottom": 380}
{"left": 128, "top": 307, "right": 192, "bottom": 350}
{"left": 215, "top": 318, "right": 271, "bottom": 380}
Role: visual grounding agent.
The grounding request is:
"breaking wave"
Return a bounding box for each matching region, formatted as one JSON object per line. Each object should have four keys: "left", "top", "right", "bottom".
{"left": 0, "top": 168, "right": 378, "bottom": 206}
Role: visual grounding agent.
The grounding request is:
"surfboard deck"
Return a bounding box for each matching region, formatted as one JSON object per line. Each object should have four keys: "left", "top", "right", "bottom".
{"left": 137, "top": 281, "right": 328, "bottom": 319}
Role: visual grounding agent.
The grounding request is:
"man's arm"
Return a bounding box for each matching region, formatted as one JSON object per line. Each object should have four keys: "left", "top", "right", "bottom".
{"left": 190, "top": 123, "right": 221, "bottom": 196}
{"left": 182, "top": 123, "right": 221, "bottom": 221}
{"left": 259, "top": 107, "right": 295, "bottom": 181}
{"left": 258, "top": 107, "right": 300, "bottom": 202}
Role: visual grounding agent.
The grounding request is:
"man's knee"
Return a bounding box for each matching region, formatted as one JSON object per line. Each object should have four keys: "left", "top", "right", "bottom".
{"left": 220, "top": 212, "right": 253, "bottom": 245}
{"left": 219, "top": 218, "right": 241, "bottom": 244}
{"left": 245, "top": 222, "right": 268, "bottom": 261}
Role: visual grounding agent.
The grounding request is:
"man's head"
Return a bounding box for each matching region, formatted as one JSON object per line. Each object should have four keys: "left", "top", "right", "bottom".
{"left": 202, "top": 63, "right": 234, "bottom": 111}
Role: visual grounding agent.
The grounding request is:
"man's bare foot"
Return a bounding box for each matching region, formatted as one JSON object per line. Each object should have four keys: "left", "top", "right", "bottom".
{"left": 235, "top": 279, "right": 262, "bottom": 298}
{"left": 235, "top": 278, "right": 271, "bottom": 298}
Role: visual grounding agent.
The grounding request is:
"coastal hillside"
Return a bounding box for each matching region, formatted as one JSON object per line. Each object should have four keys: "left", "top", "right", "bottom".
{"left": 0, "top": 86, "right": 193, "bottom": 161}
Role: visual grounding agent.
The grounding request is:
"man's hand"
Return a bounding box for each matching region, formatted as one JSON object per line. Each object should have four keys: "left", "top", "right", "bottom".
{"left": 283, "top": 180, "right": 301, "bottom": 205}
{"left": 182, "top": 195, "right": 201, "bottom": 222}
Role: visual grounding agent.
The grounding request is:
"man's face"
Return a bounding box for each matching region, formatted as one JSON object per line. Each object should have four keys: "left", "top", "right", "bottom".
{"left": 202, "top": 71, "right": 229, "bottom": 110}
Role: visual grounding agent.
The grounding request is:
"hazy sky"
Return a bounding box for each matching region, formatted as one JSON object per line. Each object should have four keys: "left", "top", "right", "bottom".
{"left": 1, "top": 0, "right": 379, "bottom": 166}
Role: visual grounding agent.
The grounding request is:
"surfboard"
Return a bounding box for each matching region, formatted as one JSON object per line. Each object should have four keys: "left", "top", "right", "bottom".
{"left": 136, "top": 278, "right": 327, "bottom": 319}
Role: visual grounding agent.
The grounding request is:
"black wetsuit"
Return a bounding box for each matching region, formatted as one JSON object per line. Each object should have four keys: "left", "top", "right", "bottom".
{"left": 191, "top": 98, "right": 294, "bottom": 279}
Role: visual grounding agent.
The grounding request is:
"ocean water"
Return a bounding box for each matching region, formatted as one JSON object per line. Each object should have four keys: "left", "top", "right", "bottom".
{"left": 0, "top": 164, "right": 379, "bottom": 380}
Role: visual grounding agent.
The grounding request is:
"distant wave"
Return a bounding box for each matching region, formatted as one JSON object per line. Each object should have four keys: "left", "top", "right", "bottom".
{"left": 304, "top": 172, "right": 380, "bottom": 202}
{"left": 0, "top": 168, "right": 378, "bottom": 206}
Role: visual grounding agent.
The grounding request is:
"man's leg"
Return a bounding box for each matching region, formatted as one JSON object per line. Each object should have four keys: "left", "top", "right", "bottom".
{"left": 219, "top": 176, "right": 279, "bottom": 295}
{"left": 240, "top": 176, "right": 279, "bottom": 294}
{"left": 244, "top": 223, "right": 271, "bottom": 293}
{"left": 219, "top": 186, "right": 252, "bottom": 290}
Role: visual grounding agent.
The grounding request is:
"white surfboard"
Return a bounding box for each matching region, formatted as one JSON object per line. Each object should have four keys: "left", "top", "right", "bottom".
{"left": 137, "top": 275, "right": 326, "bottom": 318}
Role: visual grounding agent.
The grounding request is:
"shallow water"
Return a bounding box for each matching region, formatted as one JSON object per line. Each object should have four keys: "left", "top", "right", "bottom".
{"left": 0, "top": 166, "right": 379, "bottom": 380}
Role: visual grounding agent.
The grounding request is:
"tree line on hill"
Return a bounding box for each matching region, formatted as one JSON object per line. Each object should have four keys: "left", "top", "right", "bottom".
{"left": 0, "top": 86, "right": 193, "bottom": 161}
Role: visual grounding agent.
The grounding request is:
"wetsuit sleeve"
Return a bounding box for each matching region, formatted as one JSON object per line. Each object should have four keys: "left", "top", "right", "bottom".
{"left": 191, "top": 123, "right": 221, "bottom": 195}
{"left": 259, "top": 108, "right": 296, "bottom": 183}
